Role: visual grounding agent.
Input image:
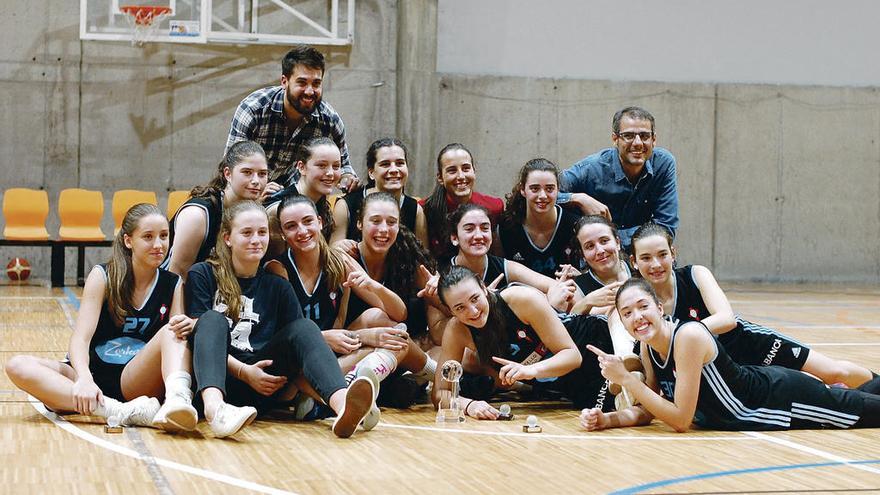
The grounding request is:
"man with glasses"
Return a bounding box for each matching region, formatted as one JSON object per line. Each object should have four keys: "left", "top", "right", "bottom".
{"left": 558, "top": 106, "right": 678, "bottom": 251}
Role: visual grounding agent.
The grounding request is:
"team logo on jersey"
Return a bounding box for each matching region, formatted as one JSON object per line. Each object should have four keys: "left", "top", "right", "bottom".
{"left": 517, "top": 330, "right": 527, "bottom": 339}
{"left": 159, "top": 304, "right": 168, "bottom": 321}
{"left": 689, "top": 308, "right": 699, "bottom": 320}
{"left": 214, "top": 292, "right": 260, "bottom": 352}
{"left": 96, "top": 336, "right": 145, "bottom": 365}
{"left": 512, "top": 252, "right": 525, "bottom": 262}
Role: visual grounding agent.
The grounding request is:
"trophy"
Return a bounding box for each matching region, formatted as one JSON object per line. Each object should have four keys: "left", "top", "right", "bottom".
{"left": 436, "top": 360, "right": 465, "bottom": 423}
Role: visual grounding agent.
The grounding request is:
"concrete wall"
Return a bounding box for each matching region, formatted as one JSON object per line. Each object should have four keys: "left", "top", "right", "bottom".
{"left": 2, "top": 1, "right": 879, "bottom": 284}
{"left": 438, "top": 0, "right": 880, "bottom": 87}
{"left": 433, "top": 77, "right": 880, "bottom": 283}
{"left": 0, "top": 0, "right": 399, "bottom": 283}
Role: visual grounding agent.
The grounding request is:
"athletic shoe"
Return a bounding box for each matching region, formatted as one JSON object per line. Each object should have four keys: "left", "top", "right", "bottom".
{"left": 290, "top": 393, "right": 316, "bottom": 420}
{"left": 114, "top": 396, "right": 161, "bottom": 427}
{"left": 362, "top": 404, "right": 381, "bottom": 431}
{"left": 152, "top": 397, "right": 198, "bottom": 432}
{"left": 332, "top": 376, "right": 374, "bottom": 438}
{"left": 614, "top": 391, "right": 635, "bottom": 411}
{"left": 209, "top": 403, "right": 257, "bottom": 438}
{"left": 612, "top": 371, "right": 646, "bottom": 409}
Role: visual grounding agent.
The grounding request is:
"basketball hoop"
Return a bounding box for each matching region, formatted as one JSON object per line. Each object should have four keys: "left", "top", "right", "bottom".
{"left": 119, "top": 5, "right": 172, "bottom": 45}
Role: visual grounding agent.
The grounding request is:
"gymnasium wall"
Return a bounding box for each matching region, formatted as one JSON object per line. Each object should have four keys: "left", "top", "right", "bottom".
{"left": 433, "top": 0, "right": 880, "bottom": 283}
{"left": 1, "top": 1, "right": 879, "bottom": 284}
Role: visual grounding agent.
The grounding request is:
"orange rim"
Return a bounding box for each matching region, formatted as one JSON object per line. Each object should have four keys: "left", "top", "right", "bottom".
{"left": 119, "top": 5, "right": 172, "bottom": 25}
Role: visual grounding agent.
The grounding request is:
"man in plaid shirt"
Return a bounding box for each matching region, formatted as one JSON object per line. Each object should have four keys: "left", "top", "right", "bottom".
{"left": 225, "top": 45, "right": 359, "bottom": 193}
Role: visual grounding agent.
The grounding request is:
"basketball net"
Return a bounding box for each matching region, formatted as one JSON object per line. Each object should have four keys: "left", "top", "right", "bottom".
{"left": 119, "top": 5, "right": 172, "bottom": 46}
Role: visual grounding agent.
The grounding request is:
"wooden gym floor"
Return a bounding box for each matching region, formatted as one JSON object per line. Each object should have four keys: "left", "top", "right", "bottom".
{"left": 1, "top": 282, "right": 879, "bottom": 495}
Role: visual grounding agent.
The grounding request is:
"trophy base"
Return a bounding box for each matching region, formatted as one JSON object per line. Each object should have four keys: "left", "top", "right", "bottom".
{"left": 435, "top": 409, "right": 465, "bottom": 424}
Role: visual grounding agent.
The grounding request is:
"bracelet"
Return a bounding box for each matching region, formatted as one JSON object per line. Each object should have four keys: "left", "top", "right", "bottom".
{"left": 464, "top": 399, "right": 476, "bottom": 416}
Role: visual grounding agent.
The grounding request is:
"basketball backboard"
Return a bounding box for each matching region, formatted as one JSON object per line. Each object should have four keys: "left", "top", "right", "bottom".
{"left": 80, "top": 0, "right": 355, "bottom": 46}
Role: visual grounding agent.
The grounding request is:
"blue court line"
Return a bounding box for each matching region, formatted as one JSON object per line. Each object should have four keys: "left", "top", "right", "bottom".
{"left": 609, "top": 459, "right": 880, "bottom": 495}
{"left": 63, "top": 287, "right": 80, "bottom": 310}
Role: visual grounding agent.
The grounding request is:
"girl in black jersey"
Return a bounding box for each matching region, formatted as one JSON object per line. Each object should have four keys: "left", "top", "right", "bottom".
{"left": 448, "top": 203, "right": 557, "bottom": 292}
{"left": 164, "top": 140, "right": 270, "bottom": 279}
{"left": 267, "top": 195, "right": 438, "bottom": 422}
{"left": 499, "top": 159, "right": 581, "bottom": 278}
{"left": 433, "top": 266, "right": 616, "bottom": 418}
{"left": 186, "top": 201, "right": 376, "bottom": 438}
{"left": 582, "top": 279, "right": 880, "bottom": 432}
{"left": 330, "top": 138, "right": 429, "bottom": 252}
{"left": 566, "top": 215, "right": 630, "bottom": 315}
{"left": 6, "top": 204, "right": 198, "bottom": 431}
{"left": 345, "top": 192, "right": 444, "bottom": 344}
{"left": 630, "top": 222, "right": 874, "bottom": 389}
{"left": 265, "top": 136, "right": 341, "bottom": 241}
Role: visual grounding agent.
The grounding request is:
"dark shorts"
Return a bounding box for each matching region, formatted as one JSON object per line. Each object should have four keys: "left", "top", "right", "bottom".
{"left": 542, "top": 314, "right": 615, "bottom": 411}
{"left": 90, "top": 362, "right": 127, "bottom": 402}
{"left": 719, "top": 317, "right": 810, "bottom": 371}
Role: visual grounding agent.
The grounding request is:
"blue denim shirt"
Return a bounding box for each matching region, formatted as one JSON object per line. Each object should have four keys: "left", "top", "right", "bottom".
{"left": 558, "top": 147, "right": 678, "bottom": 248}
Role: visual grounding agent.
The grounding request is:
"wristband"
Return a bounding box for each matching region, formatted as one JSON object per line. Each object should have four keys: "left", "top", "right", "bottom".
{"left": 464, "top": 399, "right": 476, "bottom": 416}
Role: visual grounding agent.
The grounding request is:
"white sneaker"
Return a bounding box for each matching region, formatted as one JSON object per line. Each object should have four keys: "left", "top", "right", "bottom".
{"left": 362, "top": 404, "right": 381, "bottom": 431}
{"left": 209, "top": 403, "right": 257, "bottom": 438}
{"left": 116, "top": 396, "right": 161, "bottom": 427}
{"left": 152, "top": 397, "right": 198, "bottom": 432}
{"left": 290, "top": 394, "right": 316, "bottom": 421}
{"left": 332, "top": 376, "right": 374, "bottom": 438}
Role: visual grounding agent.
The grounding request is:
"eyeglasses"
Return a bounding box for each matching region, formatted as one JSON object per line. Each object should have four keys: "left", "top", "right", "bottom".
{"left": 615, "top": 132, "right": 654, "bottom": 143}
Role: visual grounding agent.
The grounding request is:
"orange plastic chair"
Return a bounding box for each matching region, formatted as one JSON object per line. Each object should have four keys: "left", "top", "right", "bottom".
{"left": 166, "top": 190, "right": 190, "bottom": 219}
{"left": 58, "top": 188, "right": 107, "bottom": 241}
{"left": 112, "top": 189, "right": 158, "bottom": 235}
{"left": 2, "top": 188, "right": 50, "bottom": 240}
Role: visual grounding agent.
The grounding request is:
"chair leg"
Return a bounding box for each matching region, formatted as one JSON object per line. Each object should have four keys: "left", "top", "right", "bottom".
{"left": 51, "top": 244, "right": 65, "bottom": 287}
{"left": 77, "top": 247, "right": 86, "bottom": 287}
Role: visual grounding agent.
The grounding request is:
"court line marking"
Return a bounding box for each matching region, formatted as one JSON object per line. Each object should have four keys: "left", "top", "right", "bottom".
{"left": 745, "top": 432, "right": 880, "bottom": 475}
{"left": 57, "top": 296, "right": 75, "bottom": 327}
{"left": 377, "top": 422, "right": 757, "bottom": 441}
{"left": 46, "top": 287, "right": 299, "bottom": 495}
{"left": 29, "top": 399, "right": 298, "bottom": 495}
{"left": 49, "top": 282, "right": 880, "bottom": 487}
{"left": 607, "top": 458, "right": 880, "bottom": 495}
{"left": 0, "top": 296, "right": 62, "bottom": 300}
{"left": 808, "top": 343, "right": 880, "bottom": 347}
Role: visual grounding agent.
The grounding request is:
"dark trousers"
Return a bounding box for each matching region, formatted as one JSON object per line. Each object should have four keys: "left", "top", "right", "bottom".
{"left": 192, "top": 310, "right": 347, "bottom": 411}
{"left": 854, "top": 376, "right": 880, "bottom": 428}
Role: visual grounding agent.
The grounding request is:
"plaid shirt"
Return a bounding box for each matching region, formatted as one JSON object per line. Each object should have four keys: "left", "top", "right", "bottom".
{"left": 224, "top": 86, "right": 354, "bottom": 179}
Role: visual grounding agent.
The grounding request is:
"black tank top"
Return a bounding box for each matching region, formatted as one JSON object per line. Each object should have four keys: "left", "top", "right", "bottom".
{"left": 89, "top": 265, "right": 179, "bottom": 367}
{"left": 342, "top": 188, "right": 418, "bottom": 241}
{"left": 649, "top": 318, "right": 864, "bottom": 430}
{"left": 573, "top": 262, "right": 632, "bottom": 295}
{"left": 163, "top": 192, "right": 222, "bottom": 269}
{"left": 499, "top": 205, "right": 579, "bottom": 278}
{"left": 275, "top": 248, "right": 343, "bottom": 330}
{"left": 450, "top": 254, "right": 508, "bottom": 289}
{"left": 467, "top": 292, "right": 551, "bottom": 374}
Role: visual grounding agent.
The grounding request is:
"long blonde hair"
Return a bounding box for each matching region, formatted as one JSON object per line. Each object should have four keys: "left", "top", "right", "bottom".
{"left": 207, "top": 200, "right": 267, "bottom": 322}
{"left": 106, "top": 203, "right": 166, "bottom": 324}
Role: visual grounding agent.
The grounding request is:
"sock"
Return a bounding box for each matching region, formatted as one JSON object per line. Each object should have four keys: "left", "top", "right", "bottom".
{"left": 354, "top": 349, "right": 398, "bottom": 383}
{"left": 93, "top": 397, "right": 124, "bottom": 419}
{"left": 412, "top": 356, "right": 437, "bottom": 381}
{"left": 164, "top": 371, "right": 193, "bottom": 403}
